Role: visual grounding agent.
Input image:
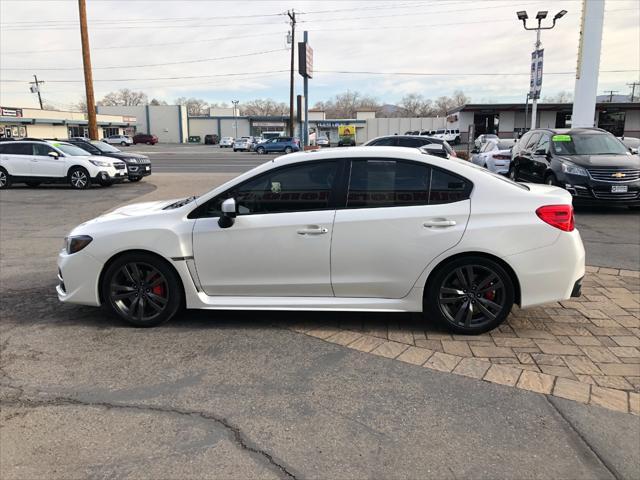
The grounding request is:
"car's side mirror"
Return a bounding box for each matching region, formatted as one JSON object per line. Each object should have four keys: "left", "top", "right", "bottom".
{"left": 218, "top": 198, "right": 237, "bottom": 228}
{"left": 631, "top": 147, "right": 638, "bottom": 155}
{"left": 48, "top": 151, "right": 60, "bottom": 159}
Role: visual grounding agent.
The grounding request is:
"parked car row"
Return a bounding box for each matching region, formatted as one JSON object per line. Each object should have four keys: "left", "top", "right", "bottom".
{"left": 468, "top": 128, "right": 639, "bottom": 208}
{"left": 0, "top": 138, "right": 152, "bottom": 190}
{"left": 404, "top": 129, "right": 461, "bottom": 145}
{"left": 102, "top": 133, "right": 158, "bottom": 146}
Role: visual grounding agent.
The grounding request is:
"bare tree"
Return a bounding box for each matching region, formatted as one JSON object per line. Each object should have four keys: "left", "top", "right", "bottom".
{"left": 398, "top": 93, "right": 436, "bottom": 117}
{"left": 98, "top": 89, "right": 148, "bottom": 106}
{"left": 74, "top": 96, "right": 87, "bottom": 112}
{"left": 313, "top": 90, "right": 380, "bottom": 118}
{"left": 241, "top": 98, "right": 289, "bottom": 116}
{"left": 149, "top": 98, "right": 168, "bottom": 106}
{"left": 542, "top": 91, "right": 573, "bottom": 103}
{"left": 175, "top": 97, "right": 209, "bottom": 116}
{"left": 451, "top": 90, "right": 470, "bottom": 107}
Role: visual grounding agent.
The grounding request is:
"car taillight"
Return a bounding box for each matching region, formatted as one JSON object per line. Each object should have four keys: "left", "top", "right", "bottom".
{"left": 536, "top": 205, "right": 574, "bottom": 232}
{"left": 494, "top": 154, "right": 511, "bottom": 160}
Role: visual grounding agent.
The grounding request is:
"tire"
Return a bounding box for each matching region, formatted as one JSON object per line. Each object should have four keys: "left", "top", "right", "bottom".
{"left": 284, "top": 146, "right": 293, "bottom": 154}
{"left": 233, "top": 149, "right": 238, "bottom": 152}
{"left": 146, "top": 141, "right": 151, "bottom": 145}
{"left": 424, "top": 256, "right": 515, "bottom": 334}
{"left": 25, "top": 181, "right": 41, "bottom": 187}
{"left": 256, "top": 147, "right": 265, "bottom": 154}
{"left": 121, "top": 141, "right": 127, "bottom": 146}
{"left": 0, "top": 167, "right": 11, "bottom": 189}
{"left": 545, "top": 173, "right": 559, "bottom": 186}
{"left": 68, "top": 167, "right": 90, "bottom": 189}
{"left": 508, "top": 165, "right": 518, "bottom": 181}
{"left": 101, "top": 252, "right": 182, "bottom": 327}
{"left": 129, "top": 176, "right": 142, "bottom": 182}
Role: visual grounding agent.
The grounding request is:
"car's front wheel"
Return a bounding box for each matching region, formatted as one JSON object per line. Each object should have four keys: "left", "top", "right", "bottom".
{"left": 69, "top": 167, "right": 90, "bottom": 189}
{"left": 101, "top": 253, "right": 182, "bottom": 327}
{"left": 425, "top": 256, "right": 514, "bottom": 334}
{"left": 0, "top": 168, "right": 11, "bottom": 189}
{"left": 121, "top": 141, "right": 127, "bottom": 146}
{"left": 284, "top": 146, "right": 293, "bottom": 154}
{"left": 508, "top": 165, "right": 518, "bottom": 181}
{"left": 545, "top": 173, "right": 559, "bottom": 186}
{"left": 256, "top": 147, "right": 265, "bottom": 154}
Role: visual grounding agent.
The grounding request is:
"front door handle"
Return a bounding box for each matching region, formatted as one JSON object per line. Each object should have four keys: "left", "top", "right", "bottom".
{"left": 297, "top": 226, "right": 328, "bottom": 235}
{"left": 423, "top": 219, "right": 456, "bottom": 228}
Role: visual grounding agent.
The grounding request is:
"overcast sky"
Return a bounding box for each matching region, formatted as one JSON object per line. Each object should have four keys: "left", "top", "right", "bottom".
{"left": 1, "top": 0, "right": 638, "bottom": 110}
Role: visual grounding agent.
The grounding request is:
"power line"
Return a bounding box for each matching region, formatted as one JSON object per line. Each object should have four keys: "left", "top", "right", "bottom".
{"left": 2, "top": 48, "right": 287, "bottom": 71}
{"left": 1, "top": 70, "right": 291, "bottom": 83}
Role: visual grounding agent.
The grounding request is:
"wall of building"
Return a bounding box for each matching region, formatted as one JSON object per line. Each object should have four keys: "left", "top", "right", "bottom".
{"left": 624, "top": 109, "right": 640, "bottom": 136}
{"left": 219, "top": 118, "right": 250, "bottom": 138}
{"left": 188, "top": 117, "right": 220, "bottom": 140}
{"left": 148, "top": 105, "right": 185, "bottom": 143}
{"left": 97, "top": 105, "right": 147, "bottom": 134}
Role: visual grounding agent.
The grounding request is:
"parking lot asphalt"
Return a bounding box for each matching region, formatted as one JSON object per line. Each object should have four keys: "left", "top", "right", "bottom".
{"left": 129, "top": 144, "right": 640, "bottom": 271}
{"left": 1, "top": 175, "right": 639, "bottom": 479}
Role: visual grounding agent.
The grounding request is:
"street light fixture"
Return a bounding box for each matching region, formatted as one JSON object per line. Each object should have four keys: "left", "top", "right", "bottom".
{"left": 516, "top": 9, "right": 567, "bottom": 129}
{"left": 231, "top": 99, "right": 239, "bottom": 140}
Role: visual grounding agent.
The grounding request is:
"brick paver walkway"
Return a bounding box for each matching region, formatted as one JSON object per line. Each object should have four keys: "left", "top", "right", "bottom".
{"left": 286, "top": 267, "right": 640, "bottom": 415}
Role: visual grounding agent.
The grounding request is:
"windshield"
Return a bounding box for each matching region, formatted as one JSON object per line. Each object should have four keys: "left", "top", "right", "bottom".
{"left": 54, "top": 143, "right": 91, "bottom": 156}
{"left": 552, "top": 133, "right": 629, "bottom": 155}
{"left": 90, "top": 140, "right": 120, "bottom": 153}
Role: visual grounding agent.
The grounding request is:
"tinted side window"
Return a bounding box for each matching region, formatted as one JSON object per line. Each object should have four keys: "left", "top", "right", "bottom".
{"left": 397, "top": 137, "right": 426, "bottom": 148}
{"left": 1, "top": 143, "right": 32, "bottom": 155}
{"left": 33, "top": 144, "right": 55, "bottom": 156}
{"left": 347, "top": 160, "right": 430, "bottom": 208}
{"left": 429, "top": 169, "right": 471, "bottom": 204}
{"left": 516, "top": 132, "right": 532, "bottom": 152}
{"left": 197, "top": 161, "right": 339, "bottom": 217}
{"left": 525, "top": 133, "right": 541, "bottom": 150}
{"left": 370, "top": 137, "right": 397, "bottom": 146}
{"left": 536, "top": 134, "right": 550, "bottom": 153}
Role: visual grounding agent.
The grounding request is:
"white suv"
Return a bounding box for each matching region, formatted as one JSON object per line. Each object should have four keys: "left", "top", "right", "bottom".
{"left": 103, "top": 135, "right": 133, "bottom": 146}
{"left": 0, "top": 140, "right": 127, "bottom": 190}
{"left": 431, "top": 129, "right": 461, "bottom": 145}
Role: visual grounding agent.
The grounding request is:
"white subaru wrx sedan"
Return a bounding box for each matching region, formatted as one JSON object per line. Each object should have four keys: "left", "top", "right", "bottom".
{"left": 57, "top": 147, "right": 585, "bottom": 334}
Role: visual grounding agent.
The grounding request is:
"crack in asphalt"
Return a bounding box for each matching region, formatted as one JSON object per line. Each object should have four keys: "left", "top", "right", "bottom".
{"left": 545, "top": 395, "right": 621, "bottom": 480}
{"left": 0, "top": 387, "right": 298, "bottom": 480}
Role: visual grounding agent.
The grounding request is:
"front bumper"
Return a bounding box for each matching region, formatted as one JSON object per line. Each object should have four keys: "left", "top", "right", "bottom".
{"left": 127, "top": 163, "right": 152, "bottom": 178}
{"left": 57, "top": 250, "right": 103, "bottom": 306}
{"left": 92, "top": 168, "right": 128, "bottom": 184}
{"left": 560, "top": 172, "right": 640, "bottom": 206}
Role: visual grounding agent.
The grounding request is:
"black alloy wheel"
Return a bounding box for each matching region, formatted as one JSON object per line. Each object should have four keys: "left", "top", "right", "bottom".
{"left": 102, "top": 253, "right": 182, "bottom": 327}
{"left": 425, "top": 257, "right": 514, "bottom": 334}
{"left": 69, "top": 167, "right": 90, "bottom": 189}
{"left": 0, "top": 168, "right": 10, "bottom": 189}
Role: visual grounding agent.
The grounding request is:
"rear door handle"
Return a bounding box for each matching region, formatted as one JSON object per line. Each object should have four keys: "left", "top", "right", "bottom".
{"left": 423, "top": 219, "right": 456, "bottom": 228}
{"left": 297, "top": 226, "right": 328, "bottom": 235}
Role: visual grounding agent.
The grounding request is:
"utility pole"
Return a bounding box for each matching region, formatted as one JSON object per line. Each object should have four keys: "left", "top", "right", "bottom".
{"left": 603, "top": 90, "right": 618, "bottom": 103}
{"left": 78, "top": 0, "right": 98, "bottom": 140}
{"left": 287, "top": 9, "right": 296, "bottom": 137}
{"left": 626, "top": 82, "right": 639, "bottom": 102}
{"left": 29, "top": 75, "right": 44, "bottom": 109}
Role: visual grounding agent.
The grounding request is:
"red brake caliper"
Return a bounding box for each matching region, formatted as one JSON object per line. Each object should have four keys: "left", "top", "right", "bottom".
{"left": 149, "top": 275, "right": 165, "bottom": 297}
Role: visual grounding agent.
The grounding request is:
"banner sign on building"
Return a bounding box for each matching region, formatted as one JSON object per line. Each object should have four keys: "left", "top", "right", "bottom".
{"left": 529, "top": 49, "right": 544, "bottom": 99}
{"left": 1, "top": 107, "right": 23, "bottom": 117}
{"left": 298, "top": 42, "right": 313, "bottom": 78}
{"left": 338, "top": 125, "right": 356, "bottom": 137}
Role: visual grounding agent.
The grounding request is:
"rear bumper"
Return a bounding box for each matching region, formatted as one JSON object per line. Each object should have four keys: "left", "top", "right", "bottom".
{"left": 506, "top": 229, "right": 586, "bottom": 308}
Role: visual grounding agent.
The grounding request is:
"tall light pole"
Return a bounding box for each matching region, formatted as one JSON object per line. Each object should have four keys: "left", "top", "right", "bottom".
{"left": 232, "top": 99, "right": 239, "bottom": 139}
{"left": 517, "top": 9, "right": 567, "bottom": 129}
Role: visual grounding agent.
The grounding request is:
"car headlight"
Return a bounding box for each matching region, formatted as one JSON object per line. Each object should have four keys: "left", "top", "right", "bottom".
{"left": 561, "top": 162, "right": 588, "bottom": 176}
{"left": 89, "top": 159, "right": 111, "bottom": 167}
{"left": 64, "top": 235, "right": 93, "bottom": 254}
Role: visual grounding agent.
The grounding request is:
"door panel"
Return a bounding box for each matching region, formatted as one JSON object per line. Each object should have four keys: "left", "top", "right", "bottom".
{"left": 31, "top": 144, "right": 65, "bottom": 177}
{"left": 331, "top": 201, "right": 470, "bottom": 298}
{"left": 1, "top": 143, "right": 33, "bottom": 176}
{"left": 519, "top": 133, "right": 541, "bottom": 181}
{"left": 193, "top": 211, "right": 335, "bottom": 296}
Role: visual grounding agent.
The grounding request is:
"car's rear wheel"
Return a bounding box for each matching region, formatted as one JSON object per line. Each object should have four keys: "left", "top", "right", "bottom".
{"left": 120, "top": 141, "right": 127, "bottom": 146}
{"left": 256, "top": 147, "right": 265, "bottom": 154}
{"left": 0, "top": 168, "right": 11, "bottom": 189}
{"left": 101, "top": 253, "right": 182, "bottom": 327}
{"left": 284, "top": 146, "right": 293, "bottom": 154}
{"left": 425, "top": 256, "right": 514, "bottom": 334}
{"left": 69, "top": 167, "right": 90, "bottom": 189}
{"left": 508, "top": 165, "right": 518, "bottom": 181}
